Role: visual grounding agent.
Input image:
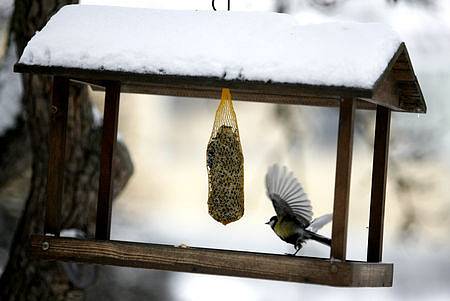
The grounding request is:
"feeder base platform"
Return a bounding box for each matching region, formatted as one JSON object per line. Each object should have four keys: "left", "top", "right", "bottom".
{"left": 30, "top": 235, "right": 393, "bottom": 287}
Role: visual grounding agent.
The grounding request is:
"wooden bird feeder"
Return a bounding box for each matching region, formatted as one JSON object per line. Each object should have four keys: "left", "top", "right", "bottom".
{"left": 15, "top": 5, "right": 426, "bottom": 287}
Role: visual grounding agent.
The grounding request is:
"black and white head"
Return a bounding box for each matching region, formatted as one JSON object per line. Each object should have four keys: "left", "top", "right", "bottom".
{"left": 265, "top": 216, "right": 278, "bottom": 229}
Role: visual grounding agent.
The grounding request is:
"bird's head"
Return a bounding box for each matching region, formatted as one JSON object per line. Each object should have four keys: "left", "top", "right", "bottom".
{"left": 265, "top": 216, "right": 278, "bottom": 229}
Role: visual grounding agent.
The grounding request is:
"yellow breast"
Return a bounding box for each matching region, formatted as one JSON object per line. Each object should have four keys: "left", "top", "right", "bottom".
{"left": 274, "top": 218, "right": 298, "bottom": 239}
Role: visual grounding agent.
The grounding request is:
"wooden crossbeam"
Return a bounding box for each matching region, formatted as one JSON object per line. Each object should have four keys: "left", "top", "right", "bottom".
{"left": 14, "top": 63, "right": 410, "bottom": 111}
{"left": 29, "top": 235, "right": 393, "bottom": 287}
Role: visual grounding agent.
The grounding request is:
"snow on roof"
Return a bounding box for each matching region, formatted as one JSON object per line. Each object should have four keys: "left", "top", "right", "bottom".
{"left": 18, "top": 4, "right": 402, "bottom": 89}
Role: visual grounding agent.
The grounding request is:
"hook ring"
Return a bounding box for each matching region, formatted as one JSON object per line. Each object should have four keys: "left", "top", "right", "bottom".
{"left": 212, "top": 0, "right": 230, "bottom": 11}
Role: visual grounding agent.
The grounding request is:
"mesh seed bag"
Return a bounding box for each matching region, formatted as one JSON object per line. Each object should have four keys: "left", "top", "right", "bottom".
{"left": 206, "top": 88, "right": 244, "bottom": 225}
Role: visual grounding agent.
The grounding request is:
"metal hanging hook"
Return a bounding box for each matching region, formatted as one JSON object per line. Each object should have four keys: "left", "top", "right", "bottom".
{"left": 212, "top": 0, "right": 230, "bottom": 11}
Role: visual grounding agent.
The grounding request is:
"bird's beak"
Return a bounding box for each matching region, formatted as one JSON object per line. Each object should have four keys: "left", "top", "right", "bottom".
{"left": 265, "top": 221, "right": 270, "bottom": 225}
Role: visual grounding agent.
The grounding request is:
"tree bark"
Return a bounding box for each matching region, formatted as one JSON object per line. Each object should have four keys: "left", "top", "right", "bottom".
{"left": 0, "top": 1, "right": 133, "bottom": 299}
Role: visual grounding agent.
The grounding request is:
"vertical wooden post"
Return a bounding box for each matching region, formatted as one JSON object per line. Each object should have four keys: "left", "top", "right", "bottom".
{"left": 331, "top": 98, "right": 355, "bottom": 260}
{"left": 367, "top": 106, "right": 391, "bottom": 262}
{"left": 95, "top": 81, "right": 121, "bottom": 240}
{"left": 45, "top": 76, "right": 70, "bottom": 236}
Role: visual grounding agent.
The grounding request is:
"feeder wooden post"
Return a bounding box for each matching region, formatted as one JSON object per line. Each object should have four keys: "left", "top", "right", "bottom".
{"left": 331, "top": 98, "right": 355, "bottom": 260}
{"left": 95, "top": 81, "right": 121, "bottom": 240}
{"left": 367, "top": 105, "right": 391, "bottom": 262}
{"left": 45, "top": 76, "right": 69, "bottom": 236}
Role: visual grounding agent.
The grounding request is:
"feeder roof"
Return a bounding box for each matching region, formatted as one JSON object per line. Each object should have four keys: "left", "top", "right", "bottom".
{"left": 15, "top": 4, "right": 426, "bottom": 113}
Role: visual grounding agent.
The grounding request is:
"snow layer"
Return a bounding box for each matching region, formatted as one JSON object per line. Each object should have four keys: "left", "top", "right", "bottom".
{"left": 19, "top": 4, "right": 402, "bottom": 89}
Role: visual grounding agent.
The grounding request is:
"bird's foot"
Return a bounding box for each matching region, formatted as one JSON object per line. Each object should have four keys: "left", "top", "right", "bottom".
{"left": 291, "top": 246, "right": 302, "bottom": 256}
{"left": 291, "top": 241, "right": 306, "bottom": 256}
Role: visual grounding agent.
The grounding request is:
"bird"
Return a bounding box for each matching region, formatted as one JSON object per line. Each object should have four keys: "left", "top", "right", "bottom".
{"left": 265, "top": 164, "right": 332, "bottom": 255}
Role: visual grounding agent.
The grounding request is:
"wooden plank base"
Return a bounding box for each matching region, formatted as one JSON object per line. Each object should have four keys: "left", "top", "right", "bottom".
{"left": 30, "top": 235, "right": 392, "bottom": 287}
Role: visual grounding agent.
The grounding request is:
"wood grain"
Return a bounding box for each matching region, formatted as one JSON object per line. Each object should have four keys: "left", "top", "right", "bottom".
{"left": 29, "top": 235, "right": 393, "bottom": 287}
{"left": 367, "top": 106, "right": 391, "bottom": 262}
{"left": 95, "top": 81, "right": 121, "bottom": 240}
{"left": 371, "top": 43, "right": 426, "bottom": 113}
{"left": 45, "top": 76, "right": 69, "bottom": 236}
{"left": 331, "top": 98, "right": 356, "bottom": 260}
{"left": 14, "top": 62, "right": 414, "bottom": 112}
{"left": 372, "top": 71, "right": 400, "bottom": 110}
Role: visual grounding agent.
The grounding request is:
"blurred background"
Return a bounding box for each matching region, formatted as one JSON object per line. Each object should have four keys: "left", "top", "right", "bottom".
{"left": 1, "top": 0, "right": 449, "bottom": 300}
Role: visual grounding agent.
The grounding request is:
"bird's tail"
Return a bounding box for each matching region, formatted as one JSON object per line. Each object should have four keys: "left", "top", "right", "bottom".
{"left": 308, "top": 213, "right": 332, "bottom": 233}
{"left": 305, "top": 229, "right": 331, "bottom": 246}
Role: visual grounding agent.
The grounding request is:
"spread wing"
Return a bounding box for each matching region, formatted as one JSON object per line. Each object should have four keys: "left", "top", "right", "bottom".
{"left": 265, "top": 164, "right": 313, "bottom": 227}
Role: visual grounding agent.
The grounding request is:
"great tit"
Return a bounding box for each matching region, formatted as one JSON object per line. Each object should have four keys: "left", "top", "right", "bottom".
{"left": 265, "top": 164, "right": 332, "bottom": 255}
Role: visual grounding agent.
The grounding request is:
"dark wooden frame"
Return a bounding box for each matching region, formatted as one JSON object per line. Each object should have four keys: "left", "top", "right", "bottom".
{"left": 367, "top": 106, "right": 391, "bottom": 262}
{"left": 96, "top": 81, "right": 121, "bottom": 240}
{"left": 45, "top": 76, "right": 69, "bottom": 236}
{"left": 15, "top": 42, "right": 426, "bottom": 287}
{"left": 331, "top": 98, "right": 355, "bottom": 260}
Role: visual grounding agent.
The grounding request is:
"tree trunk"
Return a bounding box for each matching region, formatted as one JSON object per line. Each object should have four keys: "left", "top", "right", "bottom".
{"left": 0, "top": 1, "right": 133, "bottom": 299}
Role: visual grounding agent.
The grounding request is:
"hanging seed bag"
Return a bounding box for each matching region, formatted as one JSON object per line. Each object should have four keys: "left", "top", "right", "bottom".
{"left": 206, "top": 88, "right": 244, "bottom": 225}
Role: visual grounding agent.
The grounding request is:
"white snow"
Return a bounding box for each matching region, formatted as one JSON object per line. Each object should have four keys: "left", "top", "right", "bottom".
{"left": 19, "top": 4, "right": 402, "bottom": 89}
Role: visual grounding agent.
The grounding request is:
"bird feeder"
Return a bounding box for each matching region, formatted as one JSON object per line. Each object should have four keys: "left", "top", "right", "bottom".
{"left": 15, "top": 5, "right": 426, "bottom": 287}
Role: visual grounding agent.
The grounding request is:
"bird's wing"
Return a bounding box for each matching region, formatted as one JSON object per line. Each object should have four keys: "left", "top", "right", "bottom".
{"left": 265, "top": 164, "right": 313, "bottom": 227}
{"left": 307, "top": 213, "right": 332, "bottom": 233}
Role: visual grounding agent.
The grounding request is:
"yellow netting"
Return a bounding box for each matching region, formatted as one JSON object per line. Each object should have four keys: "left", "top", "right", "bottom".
{"left": 206, "top": 88, "right": 244, "bottom": 225}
